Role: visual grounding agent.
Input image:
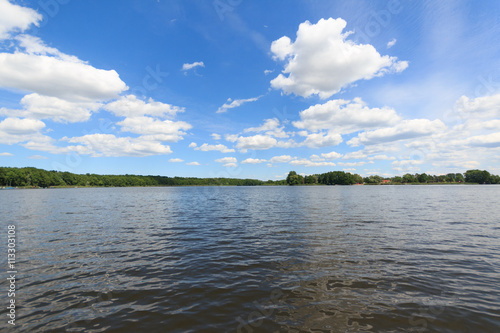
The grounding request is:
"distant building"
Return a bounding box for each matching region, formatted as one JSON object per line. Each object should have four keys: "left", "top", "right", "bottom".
{"left": 381, "top": 179, "right": 391, "bottom": 184}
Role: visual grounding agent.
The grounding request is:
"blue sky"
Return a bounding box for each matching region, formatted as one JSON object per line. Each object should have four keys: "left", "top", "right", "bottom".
{"left": 1, "top": 0, "right": 500, "bottom": 180}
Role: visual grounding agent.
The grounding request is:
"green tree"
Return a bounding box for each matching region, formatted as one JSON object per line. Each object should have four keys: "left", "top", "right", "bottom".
{"left": 465, "top": 170, "right": 492, "bottom": 184}
{"left": 286, "top": 171, "right": 303, "bottom": 185}
{"left": 403, "top": 173, "right": 416, "bottom": 183}
{"left": 304, "top": 175, "right": 317, "bottom": 184}
{"left": 417, "top": 173, "right": 430, "bottom": 183}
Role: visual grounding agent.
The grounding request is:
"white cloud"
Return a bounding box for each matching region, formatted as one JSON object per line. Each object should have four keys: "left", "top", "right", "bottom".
{"left": 216, "top": 95, "right": 261, "bottom": 113}
{"left": 0, "top": 52, "right": 128, "bottom": 102}
{"left": 0, "top": 117, "right": 46, "bottom": 144}
{"left": 244, "top": 118, "right": 288, "bottom": 138}
{"left": 105, "top": 95, "right": 184, "bottom": 118}
{"left": 348, "top": 119, "right": 446, "bottom": 146}
{"left": 0, "top": 0, "right": 42, "bottom": 40}
{"left": 15, "top": 35, "right": 83, "bottom": 63}
{"left": 310, "top": 154, "right": 325, "bottom": 162}
{"left": 215, "top": 156, "right": 238, "bottom": 167}
{"left": 117, "top": 116, "right": 191, "bottom": 142}
{"left": 215, "top": 157, "right": 237, "bottom": 163}
{"left": 368, "top": 154, "right": 396, "bottom": 161}
{"left": 241, "top": 158, "right": 266, "bottom": 164}
{"left": 392, "top": 159, "right": 424, "bottom": 167}
{"left": 269, "top": 155, "right": 294, "bottom": 163}
{"left": 211, "top": 133, "right": 221, "bottom": 140}
{"left": 270, "top": 18, "right": 408, "bottom": 98}
{"left": 290, "top": 158, "right": 336, "bottom": 167}
{"left": 191, "top": 143, "right": 235, "bottom": 153}
{"left": 460, "top": 119, "right": 500, "bottom": 132}
{"left": 301, "top": 131, "right": 343, "bottom": 148}
{"left": 321, "top": 151, "right": 343, "bottom": 160}
{"left": 182, "top": 61, "right": 204, "bottom": 71}
{"left": 21, "top": 134, "right": 67, "bottom": 154}
{"left": 455, "top": 93, "right": 500, "bottom": 119}
{"left": 0, "top": 152, "right": 13, "bottom": 156}
{"left": 338, "top": 161, "right": 373, "bottom": 167}
{"left": 343, "top": 151, "right": 367, "bottom": 160}
{"left": 0, "top": 117, "right": 45, "bottom": 134}
{"left": 65, "top": 134, "right": 173, "bottom": 157}
{"left": 225, "top": 134, "right": 239, "bottom": 143}
{"left": 392, "top": 159, "right": 424, "bottom": 173}
{"left": 235, "top": 134, "right": 278, "bottom": 151}
{"left": 293, "top": 98, "right": 400, "bottom": 134}
{"left": 28, "top": 154, "right": 47, "bottom": 159}
{"left": 387, "top": 38, "right": 397, "bottom": 48}
{"left": 169, "top": 158, "right": 184, "bottom": 163}
{"left": 0, "top": 93, "right": 102, "bottom": 123}
{"left": 465, "top": 132, "right": 500, "bottom": 148}
{"left": 186, "top": 161, "right": 201, "bottom": 166}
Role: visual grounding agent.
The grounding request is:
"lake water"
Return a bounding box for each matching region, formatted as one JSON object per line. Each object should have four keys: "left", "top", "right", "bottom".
{"left": 1, "top": 185, "right": 499, "bottom": 332}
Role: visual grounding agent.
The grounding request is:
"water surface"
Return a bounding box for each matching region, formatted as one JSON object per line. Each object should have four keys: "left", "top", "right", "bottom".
{"left": 1, "top": 185, "right": 499, "bottom": 332}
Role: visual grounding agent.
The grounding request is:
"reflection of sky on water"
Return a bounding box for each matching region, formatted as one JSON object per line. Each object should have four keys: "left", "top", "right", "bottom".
{"left": 0, "top": 186, "right": 498, "bottom": 332}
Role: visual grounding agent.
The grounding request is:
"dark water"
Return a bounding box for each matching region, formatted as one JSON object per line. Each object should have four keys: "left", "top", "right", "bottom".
{"left": 1, "top": 185, "right": 499, "bottom": 332}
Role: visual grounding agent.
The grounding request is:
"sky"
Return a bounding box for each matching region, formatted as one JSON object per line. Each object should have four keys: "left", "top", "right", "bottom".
{"left": 1, "top": 0, "right": 500, "bottom": 180}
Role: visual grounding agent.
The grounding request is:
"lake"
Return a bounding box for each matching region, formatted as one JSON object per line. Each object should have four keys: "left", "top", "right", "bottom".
{"left": 1, "top": 185, "right": 499, "bottom": 332}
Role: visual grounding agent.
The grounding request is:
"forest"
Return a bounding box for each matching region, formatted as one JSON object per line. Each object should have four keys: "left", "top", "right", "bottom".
{"left": 0, "top": 167, "right": 275, "bottom": 188}
{"left": 285, "top": 169, "right": 500, "bottom": 185}
{"left": 0, "top": 167, "right": 499, "bottom": 188}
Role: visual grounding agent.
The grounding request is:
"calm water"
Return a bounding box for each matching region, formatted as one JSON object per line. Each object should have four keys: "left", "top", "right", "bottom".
{"left": 1, "top": 185, "right": 499, "bottom": 332}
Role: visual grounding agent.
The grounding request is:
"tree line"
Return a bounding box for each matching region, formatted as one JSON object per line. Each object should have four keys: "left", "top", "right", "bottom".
{"left": 286, "top": 169, "right": 500, "bottom": 185}
{"left": 0, "top": 167, "right": 272, "bottom": 188}
{"left": 1, "top": 166, "right": 498, "bottom": 189}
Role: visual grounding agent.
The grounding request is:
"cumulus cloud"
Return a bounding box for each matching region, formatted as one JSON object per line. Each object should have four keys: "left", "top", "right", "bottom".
{"left": 348, "top": 119, "right": 446, "bottom": 146}
{"left": 269, "top": 155, "right": 294, "bottom": 163}
{"left": 216, "top": 96, "right": 261, "bottom": 113}
{"left": 368, "top": 154, "right": 396, "bottom": 161}
{"left": 0, "top": 53, "right": 127, "bottom": 102}
{"left": 0, "top": 117, "right": 47, "bottom": 144}
{"left": 241, "top": 158, "right": 266, "bottom": 164}
{"left": 235, "top": 134, "right": 278, "bottom": 151}
{"left": 293, "top": 98, "right": 400, "bottom": 134}
{"left": 105, "top": 95, "right": 184, "bottom": 118}
{"left": 64, "top": 134, "right": 173, "bottom": 157}
{"left": 186, "top": 161, "right": 201, "bottom": 166}
{"left": 182, "top": 61, "right": 204, "bottom": 71}
{"left": 310, "top": 154, "right": 325, "bottom": 162}
{"left": 290, "top": 159, "right": 336, "bottom": 167}
{"left": 301, "top": 131, "right": 343, "bottom": 148}
{"left": 15, "top": 35, "right": 83, "bottom": 63}
{"left": 464, "top": 132, "right": 500, "bottom": 148}
{"left": 215, "top": 156, "right": 238, "bottom": 167}
{"left": 321, "top": 151, "right": 343, "bottom": 160}
{"left": 338, "top": 161, "right": 373, "bottom": 167}
{"left": 190, "top": 143, "right": 235, "bottom": 153}
{"left": 117, "top": 116, "right": 191, "bottom": 142}
{"left": 343, "top": 150, "right": 368, "bottom": 160}
{"left": 211, "top": 133, "right": 221, "bottom": 140}
{"left": 169, "top": 158, "right": 184, "bottom": 163}
{"left": 0, "top": 152, "right": 13, "bottom": 156}
{"left": 387, "top": 38, "right": 397, "bottom": 48}
{"left": 455, "top": 93, "right": 500, "bottom": 119}
{"left": 270, "top": 18, "right": 408, "bottom": 98}
{"left": 0, "top": 0, "right": 42, "bottom": 40}
{"left": 0, "top": 117, "right": 45, "bottom": 134}
{"left": 0, "top": 93, "right": 102, "bottom": 123}
{"left": 244, "top": 118, "right": 288, "bottom": 138}
{"left": 392, "top": 159, "right": 424, "bottom": 173}
{"left": 28, "top": 154, "right": 47, "bottom": 159}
